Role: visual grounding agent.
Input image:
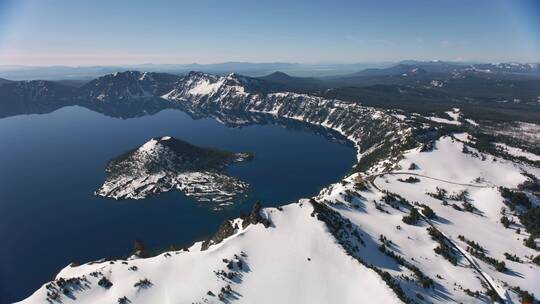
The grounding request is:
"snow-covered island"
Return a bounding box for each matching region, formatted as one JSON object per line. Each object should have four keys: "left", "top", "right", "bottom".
{"left": 95, "top": 136, "right": 253, "bottom": 205}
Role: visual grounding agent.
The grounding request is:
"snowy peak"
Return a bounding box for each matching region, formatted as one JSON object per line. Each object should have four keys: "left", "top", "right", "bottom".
{"left": 163, "top": 71, "right": 272, "bottom": 101}
{"left": 123, "top": 136, "right": 249, "bottom": 172}
{"left": 175, "top": 71, "right": 227, "bottom": 97}
{"left": 135, "top": 136, "right": 177, "bottom": 160}
{"left": 139, "top": 136, "right": 189, "bottom": 153}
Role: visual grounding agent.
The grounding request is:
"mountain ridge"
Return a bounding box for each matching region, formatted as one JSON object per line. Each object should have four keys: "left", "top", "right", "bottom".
{"left": 1, "top": 66, "right": 539, "bottom": 124}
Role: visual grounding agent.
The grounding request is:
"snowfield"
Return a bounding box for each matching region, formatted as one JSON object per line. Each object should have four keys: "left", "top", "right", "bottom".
{"left": 394, "top": 136, "right": 528, "bottom": 187}
{"left": 368, "top": 136, "right": 540, "bottom": 303}
{"left": 494, "top": 142, "right": 540, "bottom": 162}
{"left": 424, "top": 108, "right": 462, "bottom": 125}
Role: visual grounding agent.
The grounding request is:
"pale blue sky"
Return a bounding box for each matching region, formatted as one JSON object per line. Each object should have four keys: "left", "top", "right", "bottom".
{"left": 0, "top": 0, "right": 539, "bottom": 65}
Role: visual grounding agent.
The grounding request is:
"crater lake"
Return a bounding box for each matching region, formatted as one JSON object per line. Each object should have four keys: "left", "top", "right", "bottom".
{"left": 0, "top": 106, "right": 356, "bottom": 303}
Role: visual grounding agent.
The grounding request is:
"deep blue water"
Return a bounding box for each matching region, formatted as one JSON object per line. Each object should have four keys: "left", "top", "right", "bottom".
{"left": 0, "top": 106, "right": 355, "bottom": 303}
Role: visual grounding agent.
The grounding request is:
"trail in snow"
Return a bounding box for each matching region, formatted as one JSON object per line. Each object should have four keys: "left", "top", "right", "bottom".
{"left": 368, "top": 171, "right": 493, "bottom": 188}
{"left": 367, "top": 171, "right": 509, "bottom": 302}
{"left": 419, "top": 209, "right": 508, "bottom": 302}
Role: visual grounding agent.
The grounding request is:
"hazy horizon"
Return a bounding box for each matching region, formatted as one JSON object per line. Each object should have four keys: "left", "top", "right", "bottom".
{"left": 1, "top": 59, "right": 538, "bottom": 70}
{"left": 1, "top": 0, "right": 539, "bottom": 66}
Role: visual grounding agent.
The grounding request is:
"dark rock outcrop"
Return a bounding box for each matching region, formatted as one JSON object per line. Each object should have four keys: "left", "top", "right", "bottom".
{"left": 242, "top": 202, "right": 271, "bottom": 228}
{"left": 201, "top": 203, "right": 271, "bottom": 250}
{"left": 201, "top": 220, "right": 236, "bottom": 251}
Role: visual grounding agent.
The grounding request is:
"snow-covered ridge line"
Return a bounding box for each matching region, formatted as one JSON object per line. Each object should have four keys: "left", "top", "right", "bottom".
{"left": 20, "top": 201, "right": 402, "bottom": 304}
{"left": 163, "top": 71, "right": 413, "bottom": 163}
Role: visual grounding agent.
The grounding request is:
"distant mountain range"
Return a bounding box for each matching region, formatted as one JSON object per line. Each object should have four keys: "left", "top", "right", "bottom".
{"left": 0, "top": 61, "right": 539, "bottom": 123}
{"left": 2, "top": 60, "right": 538, "bottom": 81}
{"left": 0, "top": 62, "right": 390, "bottom": 80}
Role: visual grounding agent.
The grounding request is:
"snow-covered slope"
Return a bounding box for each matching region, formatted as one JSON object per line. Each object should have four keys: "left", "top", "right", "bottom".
{"left": 20, "top": 202, "right": 401, "bottom": 304}
{"left": 424, "top": 108, "right": 462, "bottom": 125}
{"left": 494, "top": 142, "right": 540, "bottom": 162}
{"left": 366, "top": 135, "right": 540, "bottom": 303}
